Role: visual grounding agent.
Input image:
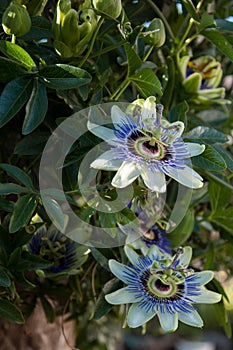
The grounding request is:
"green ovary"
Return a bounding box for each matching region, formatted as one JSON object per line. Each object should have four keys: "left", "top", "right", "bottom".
{"left": 148, "top": 275, "right": 177, "bottom": 298}
{"left": 135, "top": 137, "right": 165, "bottom": 160}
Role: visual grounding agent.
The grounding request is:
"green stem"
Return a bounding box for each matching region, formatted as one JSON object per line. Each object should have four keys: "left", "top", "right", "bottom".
{"left": 145, "top": 0, "right": 175, "bottom": 40}
{"left": 110, "top": 78, "right": 130, "bottom": 100}
{"left": 79, "top": 18, "right": 104, "bottom": 68}
{"left": 204, "top": 171, "right": 233, "bottom": 192}
{"left": 143, "top": 45, "right": 154, "bottom": 62}
{"left": 176, "top": 18, "right": 194, "bottom": 54}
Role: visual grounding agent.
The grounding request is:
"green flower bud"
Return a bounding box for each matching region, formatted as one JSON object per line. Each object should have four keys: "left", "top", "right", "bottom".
{"left": 26, "top": 0, "right": 48, "bottom": 16}
{"left": 92, "top": 0, "right": 122, "bottom": 19}
{"left": 2, "top": 2, "right": 31, "bottom": 36}
{"left": 144, "top": 18, "right": 166, "bottom": 47}
{"left": 52, "top": 0, "right": 98, "bottom": 58}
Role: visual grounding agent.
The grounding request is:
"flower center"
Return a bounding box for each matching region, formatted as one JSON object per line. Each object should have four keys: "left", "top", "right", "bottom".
{"left": 147, "top": 274, "right": 177, "bottom": 298}
{"left": 134, "top": 136, "right": 166, "bottom": 160}
{"left": 142, "top": 229, "right": 158, "bottom": 242}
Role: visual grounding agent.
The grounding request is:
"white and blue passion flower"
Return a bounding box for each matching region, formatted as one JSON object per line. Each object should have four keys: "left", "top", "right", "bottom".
{"left": 88, "top": 97, "right": 205, "bottom": 193}
{"left": 105, "top": 245, "right": 221, "bottom": 331}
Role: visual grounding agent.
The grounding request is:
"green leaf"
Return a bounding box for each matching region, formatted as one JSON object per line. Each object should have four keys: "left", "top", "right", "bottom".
{"left": 0, "top": 77, "right": 33, "bottom": 128}
{"left": 9, "top": 194, "right": 38, "bottom": 233}
{"left": 41, "top": 195, "right": 65, "bottom": 231}
{"left": 202, "top": 30, "right": 233, "bottom": 62}
{"left": 214, "top": 302, "right": 232, "bottom": 338}
{"left": 91, "top": 247, "right": 110, "bottom": 271}
{"left": 0, "top": 41, "right": 36, "bottom": 71}
{"left": 199, "top": 13, "right": 215, "bottom": 31}
{"left": 0, "top": 57, "right": 29, "bottom": 83}
{"left": 39, "top": 64, "right": 92, "bottom": 90}
{"left": 0, "top": 268, "right": 11, "bottom": 287}
{"left": 0, "top": 198, "right": 14, "bottom": 212}
{"left": 0, "top": 164, "right": 34, "bottom": 189}
{"left": 192, "top": 145, "right": 226, "bottom": 171}
{"left": 23, "top": 79, "right": 48, "bottom": 135}
{"left": 0, "top": 183, "right": 30, "bottom": 194}
{"left": 168, "top": 100, "right": 189, "bottom": 124}
{"left": 94, "top": 278, "right": 122, "bottom": 320}
{"left": 208, "top": 181, "right": 232, "bottom": 213}
{"left": 14, "top": 132, "right": 49, "bottom": 155}
{"left": 212, "top": 145, "right": 233, "bottom": 172}
{"left": 0, "top": 298, "right": 24, "bottom": 324}
{"left": 169, "top": 209, "right": 194, "bottom": 248}
{"left": 130, "top": 68, "right": 162, "bottom": 97}
{"left": 185, "top": 126, "right": 228, "bottom": 144}
{"left": 124, "top": 42, "right": 142, "bottom": 76}
{"left": 41, "top": 296, "right": 55, "bottom": 323}
{"left": 181, "top": 0, "right": 199, "bottom": 21}
{"left": 211, "top": 208, "right": 233, "bottom": 235}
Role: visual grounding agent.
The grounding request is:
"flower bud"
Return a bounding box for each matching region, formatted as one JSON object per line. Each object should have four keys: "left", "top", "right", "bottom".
{"left": 144, "top": 18, "right": 166, "bottom": 47}
{"left": 26, "top": 0, "right": 48, "bottom": 16}
{"left": 92, "top": 0, "right": 122, "bottom": 19}
{"left": 52, "top": 0, "right": 98, "bottom": 58}
{"left": 2, "top": 2, "right": 31, "bottom": 36}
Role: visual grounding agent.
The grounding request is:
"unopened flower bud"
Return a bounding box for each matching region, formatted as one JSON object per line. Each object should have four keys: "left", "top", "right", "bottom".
{"left": 92, "top": 0, "right": 122, "bottom": 19}
{"left": 2, "top": 2, "right": 31, "bottom": 36}
{"left": 144, "top": 18, "right": 166, "bottom": 47}
{"left": 26, "top": 0, "right": 48, "bottom": 16}
{"left": 52, "top": 0, "right": 98, "bottom": 57}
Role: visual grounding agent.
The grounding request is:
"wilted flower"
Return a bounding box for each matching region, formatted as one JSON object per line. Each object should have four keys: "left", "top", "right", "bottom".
{"left": 105, "top": 245, "right": 221, "bottom": 331}
{"left": 88, "top": 97, "right": 205, "bottom": 193}
{"left": 28, "top": 227, "right": 88, "bottom": 274}
{"left": 179, "top": 55, "right": 229, "bottom": 104}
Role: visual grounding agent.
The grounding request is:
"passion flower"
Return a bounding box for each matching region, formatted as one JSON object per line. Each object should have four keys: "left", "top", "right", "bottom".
{"left": 88, "top": 96, "right": 205, "bottom": 193}
{"left": 105, "top": 245, "right": 221, "bottom": 331}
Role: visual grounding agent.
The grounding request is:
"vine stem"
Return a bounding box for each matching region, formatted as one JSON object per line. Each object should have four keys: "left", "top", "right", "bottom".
{"left": 79, "top": 18, "right": 104, "bottom": 68}
{"left": 204, "top": 171, "right": 233, "bottom": 192}
{"left": 145, "top": 0, "right": 175, "bottom": 40}
{"left": 176, "top": 18, "right": 195, "bottom": 54}
{"left": 110, "top": 78, "right": 130, "bottom": 100}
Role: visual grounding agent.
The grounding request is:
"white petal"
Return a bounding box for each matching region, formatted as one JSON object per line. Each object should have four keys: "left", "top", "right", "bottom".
{"left": 192, "top": 289, "right": 222, "bottom": 304}
{"left": 191, "top": 271, "right": 214, "bottom": 285}
{"left": 111, "top": 161, "right": 141, "bottom": 188}
{"left": 90, "top": 150, "right": 123, "bottom": 170}
{"left": 178, "top": 309, "right": 203, "bottom": 328}
{"left": 147, "top": 245, "right": 168, "bottom": 260}
{"left": 178, "top": 246, "right": 192, "bottom": 267}
{"left": 141, "top": 166, "right": 166, "bottom": 193}
{"left": 157, "top": 311, "right": 178, "bottom": 332}
{"left": 124, "top": 245, "right": 139, "bottom": 265}
{"left": 185, "top": 143, "right": 205, "bottom": 157}
{"left": 127, "top": 303, "right": 156, "bottom": 328}
{"left": 105, "top": 287, "right": 138, "bottom": 305}
{"left": 141, "top": 96, "right": 156, "bottom": 120}
{"left": 111, "top": 105, "right": 128, "bottom": 127}
{"left": 87, "top": 121, "right": 115, "bottom": 142}
{"left": 109, "top": 260, "right": 135, "bottom": 284}
{"left": 165, "top": 165, "right": 203, "bottom": 189}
